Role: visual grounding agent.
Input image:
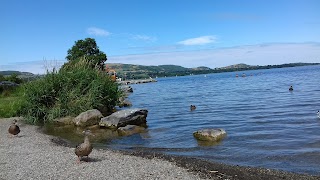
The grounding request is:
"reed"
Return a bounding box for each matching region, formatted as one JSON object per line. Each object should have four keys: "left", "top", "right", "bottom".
{"left": 19, "top": 57, "right": 122, "bottom": 124}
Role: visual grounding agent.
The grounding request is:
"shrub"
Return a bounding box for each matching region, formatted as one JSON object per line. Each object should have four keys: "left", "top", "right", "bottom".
{"left": 19, "top": 58, "right": 122, "bottom": 124}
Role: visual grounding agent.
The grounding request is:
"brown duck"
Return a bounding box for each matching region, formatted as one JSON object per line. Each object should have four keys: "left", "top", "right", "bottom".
{"left": 75, "top": 130, "right": 93, "bottom": 163}
{"left": 190, "top": 105, "right": 196, "bottom": 111}
{"left": 8, "top": 119, "right": 20, "bottom": 137}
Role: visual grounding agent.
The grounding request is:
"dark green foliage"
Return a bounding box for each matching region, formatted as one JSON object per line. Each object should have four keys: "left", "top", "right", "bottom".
{"left": 157, "top": 65, "right": 187, "bottom": 72}
{"left": 0, "top": 74, "right": 4, "bottom": 81}
{"left": 0, "top": 85, "right": 17, "bottom": 97}
{"left": 0, "top": 74, "right": 23, "bottom": 95}
{"left": 0, "top": 73, "right": 23, "bottom": 84}
{"left": 64, "top": 38, "right": 107, "bottom": 71}
{"left": 5, "top": 73, "right": 23, "bottom": 84}
{"left": 19, "top": 58, "right": 121, "bottom": 124}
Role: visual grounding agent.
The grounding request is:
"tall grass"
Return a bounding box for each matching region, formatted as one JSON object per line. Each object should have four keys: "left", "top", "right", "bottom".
{"left": 19, "top": 58, "right": 122, "bottom": 124}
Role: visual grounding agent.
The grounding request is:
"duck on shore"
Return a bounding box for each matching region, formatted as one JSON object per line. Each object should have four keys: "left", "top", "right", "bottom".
{"left": 8, "top": 119, "right": 20, "bottom": 137}
{"left": 75, "top": 130, "right": 93, "bottom": 163}
{"left": 190, "top": 105, "right": 196, "bottom": 111}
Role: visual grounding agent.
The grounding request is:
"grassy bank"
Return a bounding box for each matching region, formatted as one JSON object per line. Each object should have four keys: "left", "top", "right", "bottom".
{"left": 0, "top": 61, "right": 122, "bottom": 122}
{"left": 0, "top": 87, "right": 24, "bottom": 118}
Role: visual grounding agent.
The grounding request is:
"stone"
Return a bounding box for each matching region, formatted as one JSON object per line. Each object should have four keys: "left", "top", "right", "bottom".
{"left": 99, "top": 108, "right": 148, "bottom": 128}
{"left": 121, "top": 86, "right": 133, "bottom": 93}
{"left": 53, "top": 116, "right": 74, "bottom": 126}
{"left": 117, "top": 125, "right": 145, "bottom": 136}
{"left": 118, "top": 97, "right": 132, "bottom": 108}
{"left": 193, "top": 128, "right": 226, "bottom": 142}
{"left": 73, "top": 109, "right": 103, "bottom": 127}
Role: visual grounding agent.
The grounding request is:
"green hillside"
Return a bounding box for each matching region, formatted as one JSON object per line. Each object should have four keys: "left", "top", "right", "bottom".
{"left": 107, "top": 62, "right": 320, "bottom": 79}
{"left": 0, "top": 71, "right": 41, "bottom": 82}
{"left": 106, "top": 64, "right": 212, "bottom": 79}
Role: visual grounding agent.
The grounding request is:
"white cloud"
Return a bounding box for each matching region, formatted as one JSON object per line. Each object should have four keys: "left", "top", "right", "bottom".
{"left": 87, "top": 27, "right": 111, "bottom": 36}
{"left": 132, "top": 35, "right": 157, "bottom": 42}
{"left": 178, "top": 36, "right": 217, "bottom": 46}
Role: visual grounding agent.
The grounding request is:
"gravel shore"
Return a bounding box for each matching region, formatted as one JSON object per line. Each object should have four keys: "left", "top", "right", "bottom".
{"left": 1, "top": 117, "right": 319, "bottom": 180}
{"left": 0, "top": 118, "right": 204, "bottom": 180}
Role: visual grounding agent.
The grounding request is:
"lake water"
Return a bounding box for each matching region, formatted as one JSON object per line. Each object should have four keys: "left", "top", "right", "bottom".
{"left": 108, "top": 65, "right": 320, "bottom": 175}
{"left": 44, "top": 65, "right": 320, "bottom": 175}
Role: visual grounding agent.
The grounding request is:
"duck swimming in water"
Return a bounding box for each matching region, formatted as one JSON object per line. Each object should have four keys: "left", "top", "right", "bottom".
{"left": 190, "top": 105, "right": 196, "bottom": 111}
{"left": 75, "top": 130, "right": 93, "bottom": 163}
{"left": 289, "top": 86, "right": 293, "bottom": 91}
{"left": 8, "top": 119, "right": 20, "bottom": 137}
{"left": 317, "top": 110, "right": 320, "bottom": 119}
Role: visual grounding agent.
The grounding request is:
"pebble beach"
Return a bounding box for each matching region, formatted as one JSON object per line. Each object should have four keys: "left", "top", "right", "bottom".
{"left": 1, "top": 117, "right": 319, "bottom": 180}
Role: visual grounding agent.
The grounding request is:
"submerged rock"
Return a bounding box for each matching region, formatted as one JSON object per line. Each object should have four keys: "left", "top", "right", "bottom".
{"left": 53, "top": 116, "right": 74, "bottom": 126}
{"left": 117, "top": 125, "right": 145, "bottom": 136}
{"left": 118, "top": 96, "right": 132, "bottom": 108}
{"left": 121, "top": 86, "right": 133, "bottom": 93}
{"left": 73, "top": 109, "right": 103, "bottom": 127}
{"left": 193, "top": 128, "right": 226, "bottom": 142}
{"left": 99, "top": 108, "right": 148, "bottom": 128}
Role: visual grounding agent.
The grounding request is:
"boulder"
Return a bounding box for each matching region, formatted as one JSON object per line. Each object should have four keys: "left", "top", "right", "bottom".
{"left": 121, "top": 86, "right": 133, "bottom": 93}
{"left": 117, "top": 125, "right": 145, "bottom": 136}
{"left": 99, "top": 108, "right": 148, "bottom": 128}
{"left": 53, "top": 116, "right": 74, "bottom": 126}
{"left": 73, "top": 109, "right": 103, "bottom": 127}
{"left": 193, "top": 128, "right": 226, "bottom": 142}
{"left": 118, "top": 97, "right": 132, "bottom": 108}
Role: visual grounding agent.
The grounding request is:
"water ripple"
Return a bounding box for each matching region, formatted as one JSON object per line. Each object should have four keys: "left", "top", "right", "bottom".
{"left": 114, "top": 65, "right": 320, "bottom": 175}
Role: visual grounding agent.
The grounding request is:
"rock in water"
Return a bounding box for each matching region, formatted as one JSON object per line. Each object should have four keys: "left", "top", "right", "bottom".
{"left": 99, "top": 109, "right": 148, "bottom": 128}
{"left": 73, "top": 109, "right": 103, "bottom": 127}
{"left": 193, "top": 128, "right": 226, "bottom": 142}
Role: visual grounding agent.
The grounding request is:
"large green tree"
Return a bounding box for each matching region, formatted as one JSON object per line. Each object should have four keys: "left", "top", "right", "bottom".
{"left": 64, "top": 38, "right": 107, "bottom": 70}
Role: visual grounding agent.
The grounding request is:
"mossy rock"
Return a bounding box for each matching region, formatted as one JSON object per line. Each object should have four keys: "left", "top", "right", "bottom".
{"left": 53, "top": 116, "right": 74, "bottom": 126}
{"left": 193, "top": 128, "right": 226, "bottom": 142}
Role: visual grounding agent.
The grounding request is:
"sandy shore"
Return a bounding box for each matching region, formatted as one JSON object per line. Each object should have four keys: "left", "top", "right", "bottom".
{"left": 1, "top": 117, "right": 319, "bottom": 180}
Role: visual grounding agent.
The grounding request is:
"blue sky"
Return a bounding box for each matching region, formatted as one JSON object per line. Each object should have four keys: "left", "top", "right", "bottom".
{"left": 1, "top": 0, "right": 320, "bottom": 74}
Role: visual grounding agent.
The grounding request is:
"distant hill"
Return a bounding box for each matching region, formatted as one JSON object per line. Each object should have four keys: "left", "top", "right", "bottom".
{"left": 219, "top": 62, "right": 320, "bottom": 71}
{"left": 0, "top": 71, "right": 41, "bottom": 82}
{"left": 106, "top": 64, "right": 214, "bottom": 79}
{"left": 1, "top": 62, "right": 319, "bottom": 80}
{"left": 107, "top": 64, "right": 191, "bottom": 72}
{"left": 0, "top": 71, "right": 34, "bottom": 76}
{"left": 107, "top": 62, "right": 320, "bottom": 79}
{"left": 221, "top": 63, "right": 251, "bottom": 69}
